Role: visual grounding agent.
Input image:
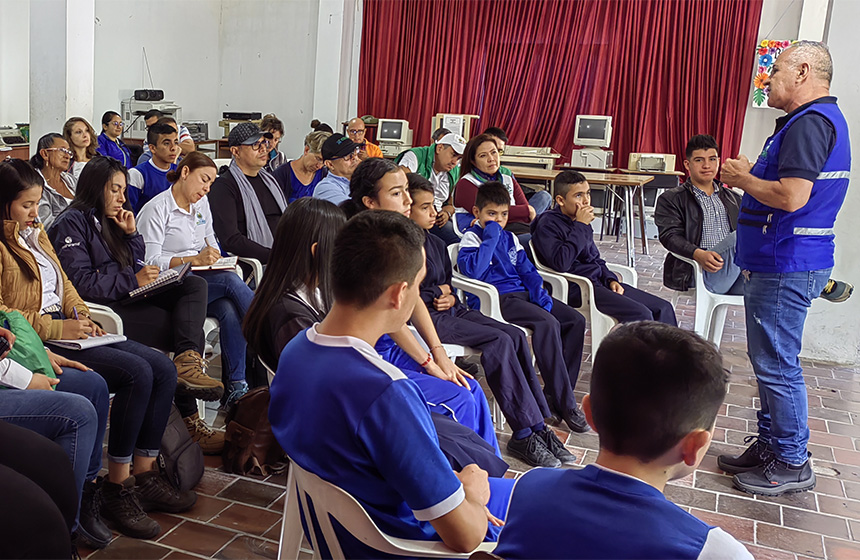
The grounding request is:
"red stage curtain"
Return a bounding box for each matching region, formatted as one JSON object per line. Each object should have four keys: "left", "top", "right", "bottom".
{"left": 358, "top": 0, "right": 763, "bottom": 165}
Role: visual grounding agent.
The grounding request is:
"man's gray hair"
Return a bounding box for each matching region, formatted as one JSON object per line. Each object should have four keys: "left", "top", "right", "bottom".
{"left": 787, "top": 40, "right": 833, "bottom": 84}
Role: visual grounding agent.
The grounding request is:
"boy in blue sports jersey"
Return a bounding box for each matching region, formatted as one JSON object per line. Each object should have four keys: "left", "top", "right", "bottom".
{"left": 127, "top": 122, "right": 179, "bottom": 213}
{"left": 494, "top": 322, "right": 753, "bottom": 559}
{"left": 269, "top": 210, "right": 513, "bottom": 558}
{"left": 458, "top": 181, "right": 589, "bottom": 433}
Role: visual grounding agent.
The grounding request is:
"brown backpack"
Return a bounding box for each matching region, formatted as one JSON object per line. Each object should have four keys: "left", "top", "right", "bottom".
{"left": 222, "top": 387, "right": 289, "bottom": 476}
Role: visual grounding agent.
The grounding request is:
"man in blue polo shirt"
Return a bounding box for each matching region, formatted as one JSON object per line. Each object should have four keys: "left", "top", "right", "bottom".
{"left": 719, "top": 41, "right": 851, "bottom": 496}
{"left": 312, "top": 133, "right": 360, "bottom": 205}
{"left": 269, "top": 211, "right": 512, "bottom": 558}
{"left": 494, "top": 322, "right": 752, "bottom": 559}
{"left": 127, "top": 122, "right": 179, "bottom": 213}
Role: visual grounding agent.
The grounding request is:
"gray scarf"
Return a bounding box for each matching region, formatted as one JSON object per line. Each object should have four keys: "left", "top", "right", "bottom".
{"left": 228, "top": 160, "right": 287, "bottom": 248}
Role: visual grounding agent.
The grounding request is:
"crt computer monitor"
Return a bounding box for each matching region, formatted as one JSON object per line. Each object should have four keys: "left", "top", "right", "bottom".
{"left": 573, "top": 115, "right": 612, "bottom": 148}
{"left": 377, "top": 119, "right": 410, "bottom": 143}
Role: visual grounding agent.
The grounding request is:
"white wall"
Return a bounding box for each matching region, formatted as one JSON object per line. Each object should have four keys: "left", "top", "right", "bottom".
{"left": 801, "top": 0, "right": 860, "bottom": 365}
{"left": 0, "top": 0, "right": 31, "bottom": 126}
{"left": 737, "top": 0, "right": 803, "bottom": 159}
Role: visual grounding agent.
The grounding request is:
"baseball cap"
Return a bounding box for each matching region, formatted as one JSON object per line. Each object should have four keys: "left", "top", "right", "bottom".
{"left": 436, "top": 133, "right": 467, "bottom": 154}
{"left": 322, "top": 133, "right": 359, "bottom": 160}
{"left": 228, "top": 122, "right": 274, "bottom": 147}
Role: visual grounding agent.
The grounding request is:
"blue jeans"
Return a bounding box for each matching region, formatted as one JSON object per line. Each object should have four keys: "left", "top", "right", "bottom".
{"left": 703, "top": 231, "right": 743, "bottom": 295}
{"left": 744, "top": 268, "right": 831, "bottom": 465}
{"left": 529, "top": 190, "right": 553, "bottom": 216}
{"left": 198, "top": 270, "right": 254, "bottom": 383}
{"left": 53, "top": 340, "right": 177, "bottom": 463}
{"left": 428, "top": 220, "right": 460, "bottom": 245}
{"left": 0, "top": 368, "right": 107, "bottom": 520}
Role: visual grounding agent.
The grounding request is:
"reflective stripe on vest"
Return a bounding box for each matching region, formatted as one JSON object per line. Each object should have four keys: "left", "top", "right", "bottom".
{"left": 793, "top": 227, "right": 834, "bottom": 236}
{"left": 817, "top": 170, "right": 850, "bottom": 180}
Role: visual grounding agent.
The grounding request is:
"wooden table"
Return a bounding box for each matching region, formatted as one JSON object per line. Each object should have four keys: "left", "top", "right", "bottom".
{"left": 0, "top": 145, "right": 30, "bottom": 161}
{"left": 506, "top": 166, "right": 655, "bottom": 266}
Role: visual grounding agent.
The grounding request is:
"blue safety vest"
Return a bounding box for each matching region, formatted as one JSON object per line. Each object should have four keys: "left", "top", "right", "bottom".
{"left": 736, "top": 101, "right": 851, "bottom": 273}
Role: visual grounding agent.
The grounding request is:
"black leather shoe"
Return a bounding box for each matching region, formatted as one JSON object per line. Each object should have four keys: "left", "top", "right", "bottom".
{"left": 536, "top": 428, "right": 578, "bottom": 466}
{"left": 135, "top": 470, "right": 197, "bottom": 514}
{"left": 733, "top": 454, "right": 815, "bottom": 496}
{"left": 563, "top": 407, "right": 591, "bottom": 433}
{"left": 507, "top": 433, "right": 562, "bottom": 468}
{"left": 717, "top": 436, "right": 773, "bottom": 474}
{"left": 78, "top": 479, "right": 112, "bottom": 549}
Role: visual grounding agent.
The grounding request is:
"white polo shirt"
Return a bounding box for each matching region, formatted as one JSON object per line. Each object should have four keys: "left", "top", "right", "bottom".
{"left": 136, "top": 188, "right": 218, "bottom": 270}
{"left": 399, "top": 151, "right": 451, "bottom": 210}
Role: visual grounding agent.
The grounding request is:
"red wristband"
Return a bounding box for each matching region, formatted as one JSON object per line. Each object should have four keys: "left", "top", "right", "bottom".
{"left": 420, "top": 353, "right": 432, "bottom": 368}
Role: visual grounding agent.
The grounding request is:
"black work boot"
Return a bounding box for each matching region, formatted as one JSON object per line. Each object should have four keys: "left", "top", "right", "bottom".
{"left": 135, "top": 470, "right": 197, "bottom": 514}
{"left": 77, "top": 479, "right": 112, "bottom": 549}
{"left": 733, "top": 454, "right": 815, "bottom": 496}
{"left": 717, "top": 436, "right": 774, "bottom": 474}
{"left": 99, "top": 476, "right": 160, "bottom": 540}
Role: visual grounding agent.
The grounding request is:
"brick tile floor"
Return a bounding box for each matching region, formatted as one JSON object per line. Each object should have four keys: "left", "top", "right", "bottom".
{"left": 79, "top": 235, "right": 860, "bottom": 560}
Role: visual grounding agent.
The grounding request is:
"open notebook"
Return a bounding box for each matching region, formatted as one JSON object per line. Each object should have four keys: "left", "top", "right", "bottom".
{"left": 123, "top": 263, "right": 192, "bottom": 303}
{"left": 191, "top": 256, "right": 238, "bottom": 271}
{"left": 47, "top": 333, "right": 127, "bottom": 350}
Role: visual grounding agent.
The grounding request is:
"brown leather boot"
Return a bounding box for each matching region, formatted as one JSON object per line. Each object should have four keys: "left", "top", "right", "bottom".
{"left": 173, "top": 350, "right": 223, "bottom": 401}
{"left": 183, "top": 412, "right": 225, "bottom": 455}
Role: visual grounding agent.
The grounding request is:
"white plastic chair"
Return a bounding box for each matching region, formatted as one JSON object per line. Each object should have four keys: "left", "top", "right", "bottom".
{"left": 668, "top": 252, "right": 744, "bottom": 348}
{"left": 230, "top": 255, "right": 264, "bottom": 288}
{"left": 277, "top": 461, "right": 497, "bottom": 560}
{"left": 212, "top": 158, "right": 232, "bottom": 170}
{"left": 529, "top": 240, "right": 638, "bottom": 360}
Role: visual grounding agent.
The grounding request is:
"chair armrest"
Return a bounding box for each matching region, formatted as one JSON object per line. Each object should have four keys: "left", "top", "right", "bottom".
{"left": 236, "top": 256, "right": 264, "bottom": 286}
{"left": 450, "top": 273, "right": 505, "bottom": 323}
{"left": 669, "top": 252, "right": 704, "bottom": 285}
{"left": 537, "top": 270, "right": 569, "bottom": 302}
{"left": 607, "top": 263, "right": 638, "bottom": 287}
{"left": 86, "top": 302, "right": 124, "bottom": 335}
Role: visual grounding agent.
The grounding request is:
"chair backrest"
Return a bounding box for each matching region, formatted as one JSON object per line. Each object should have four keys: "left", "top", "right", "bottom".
{"left": 213, "top": 158, "right": 232, "bottom": 171}
{"left": 289, "top": 462, "right": 477, "bottom": 558}
{"left": 448, "top": 243, "right": 460, "bottom": 272}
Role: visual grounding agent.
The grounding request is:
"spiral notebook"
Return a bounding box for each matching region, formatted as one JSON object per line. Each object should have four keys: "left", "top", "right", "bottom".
{"left": 47, "top": 333, "right": 127, "bottom": 350}
{"left": 122, "top": 263, "right": 191, "bottom": 304}
{"left": 191, "top": 256, "right": 238, "bottom": 271}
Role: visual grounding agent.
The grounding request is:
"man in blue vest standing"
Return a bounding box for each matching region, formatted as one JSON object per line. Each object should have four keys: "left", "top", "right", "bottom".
{"left": 717, "top": 41, "right": 851, "bottom": 496}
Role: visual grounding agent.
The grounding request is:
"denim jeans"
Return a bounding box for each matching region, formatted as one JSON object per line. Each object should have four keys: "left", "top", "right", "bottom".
{"left": 53, "top": 340, "right": 177, "bottom": 463}
{"left": 703, "top": 231, "right": 744, "bottom": 295}
{"left": 198, "top": 270, "right": 254, "bottom": 383}
{"left": 529, "top": 190, "right": 553, "bottom": 216}
{"left": 0, "top": 368, "right": 107, "bottom": 518}
{"left": 744, "top": 267, "right": 831, "bottom": 465}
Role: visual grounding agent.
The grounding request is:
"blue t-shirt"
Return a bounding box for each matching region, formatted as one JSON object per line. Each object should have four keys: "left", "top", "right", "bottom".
{"left": 494, "top": 465, "right": 752, "bottom": 559}
{"left": 312, "top": 174, "right": 351, "bottom": 206}
{"left": 773, "top": 96, "right": 837, "bottom": 182}
{"left": 273, "top": 162, "right": 327, "bottom": 203}
{"left": 269, "top": 326, "right": 465, "bottom": 559}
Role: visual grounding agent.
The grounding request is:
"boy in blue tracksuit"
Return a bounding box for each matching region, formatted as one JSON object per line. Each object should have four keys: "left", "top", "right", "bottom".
{"left": 531, "top": 170, "right": 677, "bottom": 325}
{"left": 458, "top": 181, "right": 589, "bottom": 433}
{"left": 127, "top": 123, "right": 179, "bottom": 213}
{"left": 408, "top": 174, "right": 573, "bottom": 468}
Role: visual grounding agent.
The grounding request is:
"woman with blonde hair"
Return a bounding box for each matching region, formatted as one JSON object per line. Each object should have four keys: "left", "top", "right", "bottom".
{"left": 63, "top": 117, "right": 97, "bottom": 180}
{"left": 273, "top": 130, "right": 331, "bottom": 202}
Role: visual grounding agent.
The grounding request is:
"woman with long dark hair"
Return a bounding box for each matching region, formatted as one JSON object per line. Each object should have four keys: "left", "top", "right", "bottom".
{"left": 0, "top": 158, "right": 193, "bottom": 541}
{"left": 342, "top": 158, "right": 499, "bottom": 451}
{"left": 48, "top": 156, "right": 225, "bottom": 453}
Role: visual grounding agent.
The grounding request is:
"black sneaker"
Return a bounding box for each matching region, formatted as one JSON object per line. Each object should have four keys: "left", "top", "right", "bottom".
{"left": 536, "top": 427, "right": 578, "bottom": 466}
{"left": 455, "top": 357, "right": 480, "bottom": 376}
{"left": 135, "top": 470, "right": 197, "bottom": 514}
{"left": 562, "top": 407, "right": 591, "bottom": 433}
{"left": 733, "top": 454, "right": 815, "bottom": 496}
{"left": 820, "top": 279, "right": 853, "bottom": 303}
{"left": 717, "top": 436, "right": 773, "bottom": 474}
{"left": 99, "top": 476, "right": 160, "bottom": 540}
{"left": 507, "top": 433, "right": 562, "bottom": 468}
{"left": 78, "top": 479, "right": 112, "bottom": 549}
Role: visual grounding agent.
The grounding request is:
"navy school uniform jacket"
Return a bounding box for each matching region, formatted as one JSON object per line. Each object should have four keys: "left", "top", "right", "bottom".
{"left": 458, "top": 220, "right": 552, "bottom": 311}
{"left": 421, "top": 232, "right": 462, "bottom": 312}
{"left": 48, "top": 207, "right": 145, "bottom": 304}
{"left": 530, "top": 207, "right": 618, "bottom": 288}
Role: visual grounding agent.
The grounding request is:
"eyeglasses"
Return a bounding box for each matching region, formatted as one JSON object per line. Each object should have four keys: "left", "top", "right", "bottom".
{"left": 108, "top": 121, "right": 123, "bottom": 127}
{"left": 247, "top": 139, "right": 271, "bottom": 151}
{"left": 347, "top": 129, "right": 365, "bottom": 135}
{"left": 46, "top": 148, "right": 73, "bottom": 157}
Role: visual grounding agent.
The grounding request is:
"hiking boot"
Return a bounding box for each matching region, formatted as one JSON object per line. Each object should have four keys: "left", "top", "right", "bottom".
{"left": 536, "top": 427, "right": 578, "bottom": 466}
{"left": 733, "top": 454, "right": 815, "bottom": 496}
{"left": 820, "top": 279, "right": 853, "bottom": 303}
{"left": 135, "top": 470, "right": 197, "bottom": 514}
{"left": 183, "top": 412, "right": 225, "bottom": 455}
{"left": 174, "top": 350, "right": 224, "bottom": 401}
{"left": 717, "top": 436, "right": 774, "bottom": 474}
{"left": 99, "top": 476, "right": 160, "bottom": 540}
{"left": 507, "top": 432, "right": 562, "bottom": 468}
{"left": 78, "top": 479, "right": 111, "bottom": 549}
{"left": 562, "top": 407, "right": 591, "bottom": 433}
{"left": 224, "top": 380, "right": 250, "bottom": 408}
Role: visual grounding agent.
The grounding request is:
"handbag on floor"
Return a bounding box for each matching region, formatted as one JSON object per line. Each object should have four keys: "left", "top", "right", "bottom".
{"left": 159, "top": 404, "right": 205, "bottom": 491}
{"left": 222, "top": 387, "right": 289, "bottom": 476}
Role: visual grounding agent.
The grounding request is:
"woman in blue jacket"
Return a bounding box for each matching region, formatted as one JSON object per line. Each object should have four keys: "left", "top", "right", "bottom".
{"left": 95, "top": 111, "right": 132, "bottom": 167}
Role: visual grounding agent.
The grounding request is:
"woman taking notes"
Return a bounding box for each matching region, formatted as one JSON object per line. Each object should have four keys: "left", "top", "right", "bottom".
{"left": 137, "top": 152, "right": 253, "bottom": 406}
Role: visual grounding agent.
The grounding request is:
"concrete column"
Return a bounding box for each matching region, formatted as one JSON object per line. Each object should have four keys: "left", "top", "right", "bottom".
{"left": 29, "top": 0, "right": 94, "bottom": 153}
{"left": 798, "top": 0, "right": 829, "bottom": 41}
{"left": 312, "top": 0, "right": 361, "bottom": 131}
